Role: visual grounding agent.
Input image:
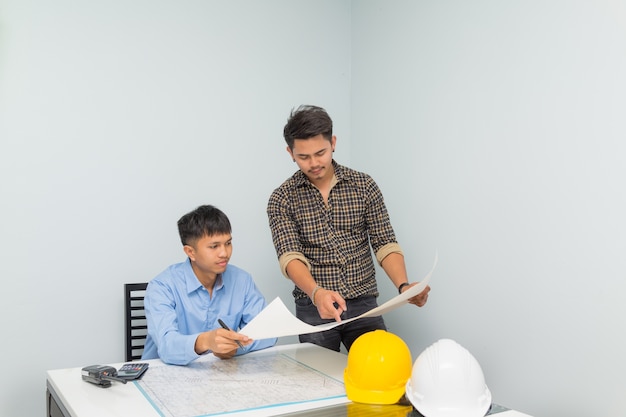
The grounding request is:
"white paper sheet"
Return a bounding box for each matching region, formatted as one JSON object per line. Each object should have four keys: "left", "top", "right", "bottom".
{"left": 241, "top": 253, "right": 437, "bottom": 340}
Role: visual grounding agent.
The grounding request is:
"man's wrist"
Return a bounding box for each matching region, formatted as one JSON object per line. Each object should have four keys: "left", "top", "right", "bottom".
{"left": 398, "top": 282, "right": 410, "bottom": 294}
{"left": 311, "top": 285, "right": 323, "bottom": 306}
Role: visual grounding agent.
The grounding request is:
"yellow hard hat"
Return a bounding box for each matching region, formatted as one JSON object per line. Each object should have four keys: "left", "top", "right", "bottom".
{"left": 343, "top": 330, "right": 413, "bottom": 405}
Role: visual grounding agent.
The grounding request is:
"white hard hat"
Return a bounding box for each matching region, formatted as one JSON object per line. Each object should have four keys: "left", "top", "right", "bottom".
{"left": 405, "top": 339, "right": 492, "bottom": 417}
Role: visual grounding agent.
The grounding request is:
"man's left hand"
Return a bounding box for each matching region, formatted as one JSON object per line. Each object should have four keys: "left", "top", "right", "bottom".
{"left": 402, "top": 283, "right": 430, "bottom": 307}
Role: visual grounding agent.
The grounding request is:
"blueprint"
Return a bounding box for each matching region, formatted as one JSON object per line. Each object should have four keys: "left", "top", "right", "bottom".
{"left": 136, "top": 352, "right": 346, "bottom": 417}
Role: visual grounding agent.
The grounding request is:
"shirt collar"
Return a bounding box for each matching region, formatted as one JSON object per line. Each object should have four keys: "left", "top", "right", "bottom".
{"left": 183, "top": 258, "right": 225, "bottom": 294}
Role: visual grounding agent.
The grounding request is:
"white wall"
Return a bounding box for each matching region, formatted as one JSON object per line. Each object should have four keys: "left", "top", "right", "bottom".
{"left": 0, "top": 1, "right": 350, "bottom": 416}
{"left": 3, "top": 1, "right": 625, "bottom": 416}
{"left": 351, "top": 1, "right": 626, "bottom": 416}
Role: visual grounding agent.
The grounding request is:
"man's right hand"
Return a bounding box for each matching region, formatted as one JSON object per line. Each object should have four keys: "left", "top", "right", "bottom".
{"left": 194, "top": 328, "right": 251, "bottom": 358}
{"left": 314, "top": 288, "right": 347, "bottom": 322}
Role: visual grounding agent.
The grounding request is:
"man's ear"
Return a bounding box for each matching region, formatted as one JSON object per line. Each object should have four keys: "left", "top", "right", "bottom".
{"left": 331, "top": 135, "right": 337, "bottom": 151}
{"left": 183, "top": 244, "right": 195, "bottom": 261}
{"left": 286, "top": 145, "right": 294, "bottom": 161}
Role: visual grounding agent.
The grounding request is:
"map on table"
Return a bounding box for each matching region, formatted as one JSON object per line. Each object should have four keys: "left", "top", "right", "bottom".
{"left": 136, "top": 352, "right": 346, "bottom": 417}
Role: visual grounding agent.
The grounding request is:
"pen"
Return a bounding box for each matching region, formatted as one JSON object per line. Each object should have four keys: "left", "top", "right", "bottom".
{"left": 217, "top": 318, "right": 244, "bottom": 349}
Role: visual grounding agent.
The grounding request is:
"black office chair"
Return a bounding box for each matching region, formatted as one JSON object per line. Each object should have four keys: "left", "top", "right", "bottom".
{"left": 124, "top": 283, "right": 148, "bottom": 362}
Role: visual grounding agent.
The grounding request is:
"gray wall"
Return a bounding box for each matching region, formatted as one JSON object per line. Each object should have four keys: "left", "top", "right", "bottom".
{"left": 1, "top": 1, "right": 625, "bottom": 416}
{"left": 351, "top": 1, "right": 626, "bottom": 417}
{"left": 0, "top": 1, "right": 350, "bottom": 416}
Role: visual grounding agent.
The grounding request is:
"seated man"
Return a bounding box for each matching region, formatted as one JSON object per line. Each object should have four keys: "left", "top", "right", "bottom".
{"left": 142, "top": 204, "right": 276, "bottom": 365}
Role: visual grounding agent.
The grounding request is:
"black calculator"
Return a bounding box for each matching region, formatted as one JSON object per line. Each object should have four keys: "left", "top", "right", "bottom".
{"left": 117, "top": 362, "right": 149, "bottom": 380}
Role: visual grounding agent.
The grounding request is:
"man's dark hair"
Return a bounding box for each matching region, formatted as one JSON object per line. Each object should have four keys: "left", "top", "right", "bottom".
{"left": 177, "top": 205, "right": 231, "bottom": 246}
{"left": 283, "top": 105, "right": 333, "bottom": 150}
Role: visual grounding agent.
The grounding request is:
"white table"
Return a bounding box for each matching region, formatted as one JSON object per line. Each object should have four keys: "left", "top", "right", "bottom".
{"left": 46, "top": 342, "right": 533, "bottom": 417}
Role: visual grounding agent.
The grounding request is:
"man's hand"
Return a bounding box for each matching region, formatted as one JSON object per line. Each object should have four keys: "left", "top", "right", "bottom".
{"left": 314, "top": 288, "right": 347, "bottom": 322}
{"left": 213, "top": 348, "right": 238, "bottom": 359}
{"left": 401, "top": 282, "right": 431, "bottom": 307}
{"left": 195, "top": 328, "right": 252, "bottom": 359}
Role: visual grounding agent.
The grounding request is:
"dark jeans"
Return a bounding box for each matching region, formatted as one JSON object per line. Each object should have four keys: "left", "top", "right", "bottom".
{"left": 295, "top": 295, "right": 386, "bottom": 352}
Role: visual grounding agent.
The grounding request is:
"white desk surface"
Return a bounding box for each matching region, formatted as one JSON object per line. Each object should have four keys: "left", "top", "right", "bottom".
{"left": 46, "top": 342, "right": 532, "bottom": 417}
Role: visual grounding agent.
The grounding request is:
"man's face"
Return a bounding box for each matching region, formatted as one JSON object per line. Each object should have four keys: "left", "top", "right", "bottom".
{"left": 287, "top": 134, "right": 336, "bottom": 185}
{"left": 184, "top": 233, "right": 232, "bottom": 281}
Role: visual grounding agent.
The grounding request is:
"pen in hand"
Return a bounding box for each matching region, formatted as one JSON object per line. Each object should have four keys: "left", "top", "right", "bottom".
{"left": 217, "top": 318, "right": 244, "bottom": 349}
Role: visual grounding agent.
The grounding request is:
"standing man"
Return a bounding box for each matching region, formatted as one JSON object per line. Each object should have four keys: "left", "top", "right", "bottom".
{"left": 143, "top": 204, "right": 276, "bottom": 365}
{"left": 267, "top": 105, "right": 430, "bottom": 352}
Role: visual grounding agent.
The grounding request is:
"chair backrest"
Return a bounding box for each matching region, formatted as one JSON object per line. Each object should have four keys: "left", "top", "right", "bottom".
{"left": 124, "top": 283, "right": 148, "bottom": 362}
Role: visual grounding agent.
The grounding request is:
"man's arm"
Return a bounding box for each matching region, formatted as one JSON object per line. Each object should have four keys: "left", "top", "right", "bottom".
{"left": 144, "top": 281, "right": 201, "bottom": 365}
{"left": 268, "top": 186, "right": 347, "bottom": 321}
{"left": 380, "top": 252, "right": 430, "bottom": 307}
{"left": 146, "top": 280, "right": 252, "bottom": 364}
{"left": 364, "top": 176, "right": 431, "bottom": 308}
{"left": 285, "top": 258, "right": 347, "bottom": 322}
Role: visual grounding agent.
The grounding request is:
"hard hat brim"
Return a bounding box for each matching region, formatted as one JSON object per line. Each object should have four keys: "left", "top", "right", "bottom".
{"left": 405, "top": 379, "right": 492, "bottom": 417}
{"left": 345, "top": 383, "right": 407, "bottom": 405}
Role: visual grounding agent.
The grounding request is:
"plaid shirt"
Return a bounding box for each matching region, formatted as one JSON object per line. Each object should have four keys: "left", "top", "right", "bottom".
{"left": 267, "top": 161, "right": 400, "bottom": 300}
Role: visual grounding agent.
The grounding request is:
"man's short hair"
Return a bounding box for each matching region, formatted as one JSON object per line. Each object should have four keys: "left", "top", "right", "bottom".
{"left": 283, "top": 105, "right": 333, "bottom": 149}
{"left": 177, "top": 205, "right": 231, "bottom": 246}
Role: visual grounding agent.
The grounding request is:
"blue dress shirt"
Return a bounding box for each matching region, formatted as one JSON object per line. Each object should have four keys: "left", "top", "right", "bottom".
{"left": 142, "top": 259, "right": 276, "bottom": 365}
